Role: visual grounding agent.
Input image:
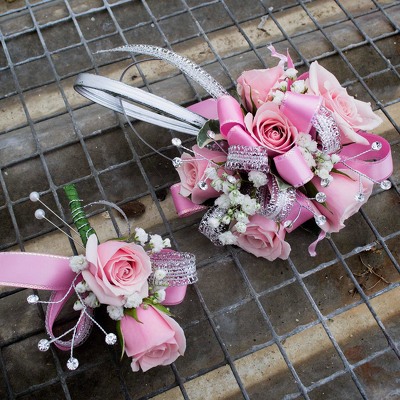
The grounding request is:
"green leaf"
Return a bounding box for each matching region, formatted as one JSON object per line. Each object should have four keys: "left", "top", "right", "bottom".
{"left": 116, "top": 320, "right": 125, "bottom": 361}
{"left": 143, "top": 298, "right": 173, "bottom": 316}
{"left": 271, "top": 173, "right": 292, "bottom": 192}
{"left": 124, "top": 307, "right": 142, "bottom": 324}
{"left": 197, "top": 119, "right": 222, "bottom": 148}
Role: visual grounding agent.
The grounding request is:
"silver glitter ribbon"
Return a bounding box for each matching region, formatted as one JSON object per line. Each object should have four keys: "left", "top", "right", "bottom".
{"left": 97, "top": 45, "right": 228, "bottom": 99}
{"left": 225, "top": 145, "right": 270, "bottom": 173}
{"left": 198, "top": 206, "right": 227, "bottom": 246}
{"left": 257, "top": 178, "right": 297, "bottom": 222}
{"left": 150, "top": 251, "right": 198, "bottom": 286}
{"left": 312, "top": 105, "right": 341, "bottom": 154}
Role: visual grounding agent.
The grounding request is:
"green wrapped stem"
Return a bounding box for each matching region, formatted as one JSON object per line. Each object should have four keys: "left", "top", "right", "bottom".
{"left": 64, "top": 184, "right": 97, "bottom": 247}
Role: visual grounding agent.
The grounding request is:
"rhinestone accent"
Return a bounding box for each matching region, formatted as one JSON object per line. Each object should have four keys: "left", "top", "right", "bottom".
{"left": 283, "top": 220, "right": 293, "bottom": 229}
{"left": 380, "top": 180, "right": 391, "bottom": 190}
{"left": 27, "top": 294, "right": 39, "bottom": 304}
{"left": 315, "top": 215, "right": 327, "bottom": 226}
{"left": 355, "top": 193, "right": 365, "bottom": 202}
{"left": 171, "top": 138, "right": 182, "bottom": 147}
{"left": 67, "top": 357, "right": 79, "bottom": 370}
{"left": 226, "top": 145, "right": 269, "bottom": 172}
{"left": 371, "top": 141, "right": 382, "bottom": 151}
{"left": 198, "top": 181, "right": 208, "bottom": 190}
{"left": 105, "top": 333, "right": 117, "bottom": 345}
{"left": 311, "top": 106, "right": 341, "bottom": 153}
{"left": 321, "top": 178, "right": 331, "bottom": 187}
{"left": 38, "top": 339, "right": 50, "bottom": 352}
{"left": 207, "top": 131, "right": 216, "bottom": 139}
{"left": 226, "top": 175, "right": 236, "bottom": 184}
{"left": 315, "top": 192, "right": 327, "bottom": 203}
{"left": 172, "top": 157, "right": 182, "bottom": 168}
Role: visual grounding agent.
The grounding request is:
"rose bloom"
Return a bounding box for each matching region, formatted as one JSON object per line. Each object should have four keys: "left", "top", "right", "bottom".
{"left": 83, "top": 234, "right": 152, "bottom": 306}
{"left": 312, "top": 169, "right": 374, "bottom": 233}
{"left": 308, "top": 61, "right": 382, "bottom": 145}
{"left": 234, "top": 214, "right": 291, "bottom": 261}
{"left": 120, "top": 305, "right": 186, "bottom": 372}
{"left": 237, "top": 66, "right": 284, "bottom": 112}
{"left": 177, "top": 144, "right": 227, "bottom": 204}
{"left": 244, "top": 102, "right": 298, "bottom": 156}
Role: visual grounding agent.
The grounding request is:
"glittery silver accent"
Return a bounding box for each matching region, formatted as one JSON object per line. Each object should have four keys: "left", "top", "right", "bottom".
{"left": 312, "top": 106, "right": 341, "bottom": 154}
{"left": 172, "top": 157, "right": 183, "bottom": 168}
{"left": 283, "top": 220, "right": 293, "bottom": 229}
{"left": 226, "top": 145, "right": 269, "bottom": 172}
{"left": 98, "top": 45, "right": 228, "bottom": 99}
{"left": 198, "top": 181, "right": 208, "bottom": 190}
{"left": 38, "top": 339, "right": 50, "bottom": 352}
{"left": 67, "top": 357, "right": 79, "bottom": 370}
{"left": 321, "top": 178, "right": 331, "bottom": 187}
{"left": 371, "top": 141, "right": 382, "bottom": 151}
{"left": 171, "top": 138, "right": 182, "bottom": 147}
{"left": 355, "top": 193, "right": 365, "bottom": 202}
{"left": 380, "top": 180, "right": 391, "bottom": 190}
{"left": 315, "top": 215, "right": 327, "bottom": 226}
{"left": 207, "top": 131, "right": 216, "bottom": 139}
{"left": 199, "top": 206, "right": 227, "bottom": 246}
{"left": 105, "top": 333, "right": 117, "bottom": 345}
{"left": 150, "top": 251, "right": 197, "bottom": 286}
{"left": 27, "top": 294, "right": 39, "bottom": 304}
{"left": 315, "top": 192, "right": 327, "bottom": 203}
{"left": 258, "top": 180, "right": 296, "bottom": 222}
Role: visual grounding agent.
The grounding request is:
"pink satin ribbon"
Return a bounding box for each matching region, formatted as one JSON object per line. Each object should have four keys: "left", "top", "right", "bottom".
{"left": 0, "top": 252, "right": 92, "bottom": 351}
{"left": 281, "top": 92, "right": 322, "bottom": 136}
{"left": 339, "top": 131, "right": 393, "bottom": 180}
{"left": 274, "top": 146, "right": 314, "bottom": 188}
{"left": 170, "top": 183, "right": 207, "bottom": 217}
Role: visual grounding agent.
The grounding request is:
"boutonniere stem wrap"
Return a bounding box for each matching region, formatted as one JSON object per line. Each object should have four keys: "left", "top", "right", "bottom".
{"left": 73, "top": 44, "right": 393, "bottom": 261}
{"left": 0, "top": 184, "right": 197, "bottom": 372}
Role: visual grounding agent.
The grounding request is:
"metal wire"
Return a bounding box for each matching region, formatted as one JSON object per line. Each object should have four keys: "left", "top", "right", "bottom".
{"left": 0, "top": 0, "right": 399, "bottom": 399}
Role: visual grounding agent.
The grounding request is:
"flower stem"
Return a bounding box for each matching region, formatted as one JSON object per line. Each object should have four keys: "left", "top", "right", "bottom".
{"left": 64, "top": 184, "right": 97, "bottom": 247}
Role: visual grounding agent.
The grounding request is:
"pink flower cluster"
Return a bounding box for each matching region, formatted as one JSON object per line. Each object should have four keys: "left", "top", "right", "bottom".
{"left": 78, "top": 234, "right": 186, "bottom": 372}
{"left": 173, "top": 47, "right": 387, "bottom": 261}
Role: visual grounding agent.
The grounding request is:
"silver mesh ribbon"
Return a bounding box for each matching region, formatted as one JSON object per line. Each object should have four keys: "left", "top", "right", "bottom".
{"left": 198, "top": 206, "right": 227, "bottom": 246}
{"left": 226, "top": 145, "right": 269, "bottom": 172}
{"left": 150, "top": 251, "right": 197, "bottom": 286}
{"left": 258, "top": 179, "right": 296, "bottom": 222}
{"left": 311, "top": 105, "right": 341, "bottom": 154}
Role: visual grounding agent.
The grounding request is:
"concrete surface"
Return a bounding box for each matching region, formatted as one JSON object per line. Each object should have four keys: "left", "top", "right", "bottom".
{"left": 0, "top": 0, "right": 399, "bottom": 399}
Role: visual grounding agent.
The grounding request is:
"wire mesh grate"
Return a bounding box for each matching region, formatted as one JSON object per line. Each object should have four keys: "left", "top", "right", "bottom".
{"left": 0, "top": 0, "right": 399, "bottom": 399}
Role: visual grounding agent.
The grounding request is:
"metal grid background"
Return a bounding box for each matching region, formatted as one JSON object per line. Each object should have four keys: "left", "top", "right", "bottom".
{"left": 0, "top": 0, "right": 399, "bottom": 399}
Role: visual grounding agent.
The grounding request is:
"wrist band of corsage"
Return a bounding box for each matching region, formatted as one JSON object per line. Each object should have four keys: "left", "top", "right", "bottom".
{"left": 74, "top": 44, "right": 393, "bottom": 261}
{"left": 0, "top": 184, "right": 197, "bottom": 372}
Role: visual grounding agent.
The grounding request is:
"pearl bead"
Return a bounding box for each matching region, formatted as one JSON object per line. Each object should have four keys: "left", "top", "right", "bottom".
{"left": 34, "top": 209, "right": 46, "bottom": 220}
{"left": 29, "top": 191, "right": 40, "bottom": 202}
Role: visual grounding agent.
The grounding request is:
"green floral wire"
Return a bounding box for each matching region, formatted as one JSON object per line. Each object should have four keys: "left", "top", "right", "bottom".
{"left": 64, "top": 184, "right": 97, "bottom": 247}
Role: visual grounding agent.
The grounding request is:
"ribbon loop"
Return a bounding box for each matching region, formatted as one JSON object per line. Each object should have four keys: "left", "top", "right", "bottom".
{"left": 198, "top": 206, "right": 227, "bottom": 246}
{"left": 273, "top": 146, "right": 314, "bottom": 188}
{"left": 150, "top": 251, "right": 197, "bottom": 286}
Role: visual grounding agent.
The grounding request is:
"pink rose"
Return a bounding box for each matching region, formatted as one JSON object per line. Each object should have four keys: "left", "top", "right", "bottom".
{"left": 244, "top": 102, "right": 298, "bottom": 155}
{"left": 312, "top": 170, "right": 374, "bottom": 233}
{"left": 83, "top": 235, "right": 152, "bottom": 306}
{"left": 176, "top": 144, "right": 227, "bottom": 204}
{"left": 235, "top": 214, "right": 291, "bottom": 261}
{"left": 237, "top": 66, "right": 284, "bottom": 111}
{"left": 308, "top": 61, "right": 382, "bottom": 145}
{"left": 120, "top": 305, "right": 186, "bottom": 372}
